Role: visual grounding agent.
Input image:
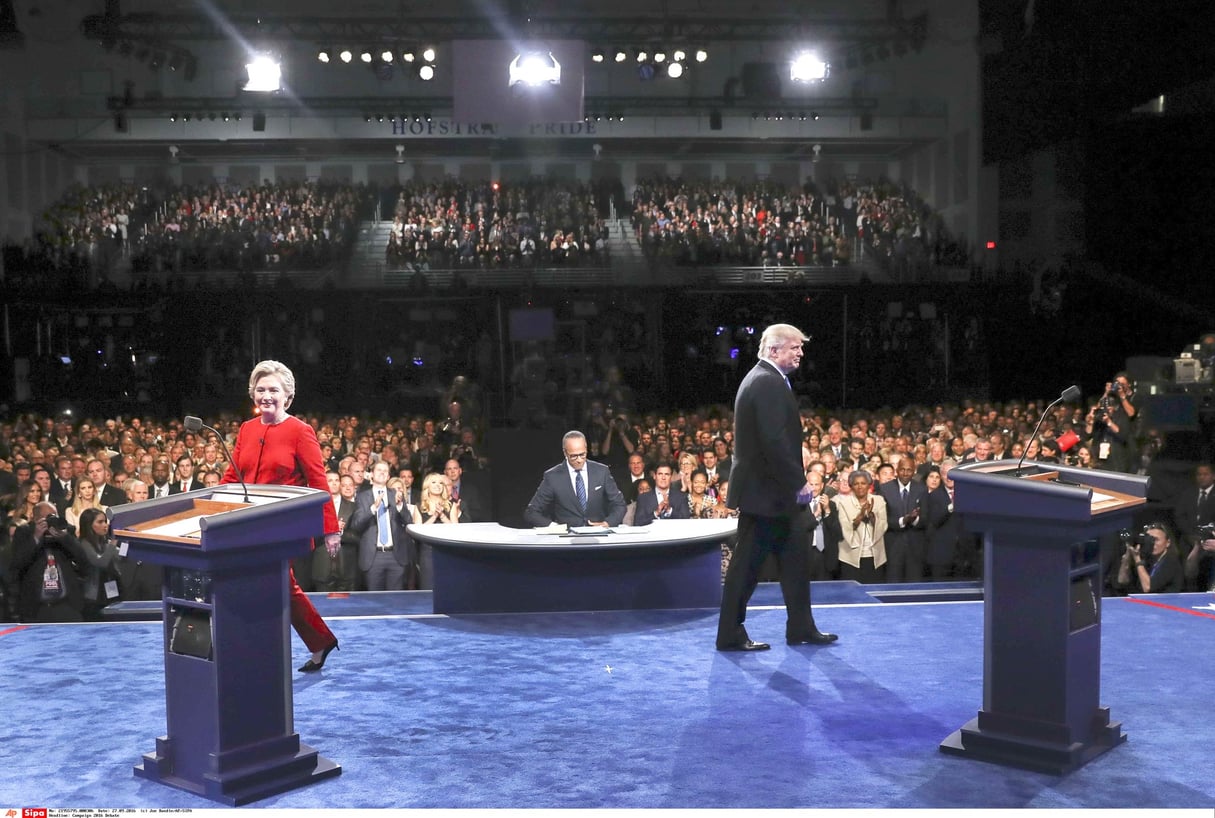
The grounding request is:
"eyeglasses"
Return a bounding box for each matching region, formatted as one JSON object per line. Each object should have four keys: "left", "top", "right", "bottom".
{"left": 565, "top": 451, "right": 588, "bottom": 460}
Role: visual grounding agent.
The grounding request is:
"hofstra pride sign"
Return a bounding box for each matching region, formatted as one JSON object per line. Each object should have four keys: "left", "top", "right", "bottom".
{"left": 387, "top": 119, "right": 601, "bottom": 137}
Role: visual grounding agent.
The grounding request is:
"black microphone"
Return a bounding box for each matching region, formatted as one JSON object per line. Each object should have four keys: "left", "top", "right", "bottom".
{"left": 1017, "top": 385, "right": 1082, "bottom": 476}
{"left": 184, "top": 415, "right": 250, "bottom": 503}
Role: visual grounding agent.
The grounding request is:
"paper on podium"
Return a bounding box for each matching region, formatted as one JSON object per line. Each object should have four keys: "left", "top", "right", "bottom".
{"left": 533, "top": 523, "right": 568, "bottom": 534}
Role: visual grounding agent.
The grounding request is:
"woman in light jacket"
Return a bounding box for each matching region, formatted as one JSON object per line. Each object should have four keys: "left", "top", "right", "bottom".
{"left": 833, "top": 469, "right": 887, "bottom": 583}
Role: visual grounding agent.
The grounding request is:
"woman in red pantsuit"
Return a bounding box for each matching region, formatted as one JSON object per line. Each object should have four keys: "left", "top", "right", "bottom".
{"left": 222, "top": 359, "right": 341, "bottom": 672}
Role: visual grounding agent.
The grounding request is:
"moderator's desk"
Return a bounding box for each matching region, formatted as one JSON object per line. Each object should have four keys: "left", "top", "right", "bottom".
{"left": 407, "top": 519, "right": 737, "bottom": 614}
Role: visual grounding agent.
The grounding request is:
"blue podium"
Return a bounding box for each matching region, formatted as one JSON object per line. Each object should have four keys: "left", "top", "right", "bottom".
{"left": 109, "top": 485, "right": 341, "bottom": 805}
{"left": 940, "top": 460, "right": 1148, "bottom": 774}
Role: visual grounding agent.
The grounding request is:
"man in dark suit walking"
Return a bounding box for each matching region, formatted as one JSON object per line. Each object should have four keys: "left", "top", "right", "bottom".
{"left": 716, "top": 323, "right": 838, "bottom": 651}
{"left": 523, "top": 431, "right": 626, "bottom": 528}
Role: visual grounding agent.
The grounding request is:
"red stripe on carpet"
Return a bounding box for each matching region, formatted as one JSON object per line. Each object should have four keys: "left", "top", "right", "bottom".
{"left": 0, "top": 625, "right": 30, "bottom": 637}
{"left": 1125, "top": 597, "right": 1215, "bottom": 620}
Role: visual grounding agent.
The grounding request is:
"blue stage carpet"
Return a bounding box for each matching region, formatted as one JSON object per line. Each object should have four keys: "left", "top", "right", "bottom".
{"left": 1, "top": 585, "right": 1212, "bottom": 809}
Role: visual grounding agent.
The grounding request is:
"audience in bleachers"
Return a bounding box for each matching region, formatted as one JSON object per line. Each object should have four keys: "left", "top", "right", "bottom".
{"left": 630, "top": 176, "right": 850, "bottom": 268}
{"left": 383, "top": 178, "right": 609, "bottom": 270}
{"left": 132, "top": 181, "right": 371, "bottom": 276}
{"left": 4, "top": 180, "right": 374, "bottom": 288}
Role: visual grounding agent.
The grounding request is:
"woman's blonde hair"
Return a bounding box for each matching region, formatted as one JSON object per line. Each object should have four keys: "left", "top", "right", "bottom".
{"left": 247, "top": 360, "right": 296, "bottom": 407}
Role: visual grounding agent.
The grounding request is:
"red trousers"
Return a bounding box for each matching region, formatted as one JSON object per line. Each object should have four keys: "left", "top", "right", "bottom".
{"left": 288, "top": 564, "right": 336, "bottom": 653}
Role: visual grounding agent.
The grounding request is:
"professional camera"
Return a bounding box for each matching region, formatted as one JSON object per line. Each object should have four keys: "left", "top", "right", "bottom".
{"left": 42, "top": 514, "right": 67, "bottom": 533}
{"left": 1198, "top": 523, "right": 1215, "bottom": 542}
{"left": 1110, "top": 381, "right": 1122, "bottom": 396}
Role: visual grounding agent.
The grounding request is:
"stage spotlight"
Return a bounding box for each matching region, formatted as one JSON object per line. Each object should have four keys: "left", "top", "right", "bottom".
{"left": 418, "top": 64, "right": 435, "bottom": 80}
{"left": 222, "top": 112, "right": 230, "bottom": 121}
{"left": 812, "top": 111, "right": 820, "bottom": 120}
{"left": 339, "top": 49, "right": 352, "bottom": 63}
{"left": 509, "top": 50, "right": 561, "bottom": 87}
{"left": 243, "top": 53, "right": 282, "bottom": 92}
{"left": 695, "top": 48, "right": 708, "bottom": 62}
{"left": 673, "top": 48, "right": 686, "bottom": 62}
{"left": 168, "top": 54, "right": 183, "bottom": 72}
{"left": 233, "top": 112, "right": 241, "bottom": 121}
{"left": 380, "top": 49, "right": 394, "bottom": 64}
{"left": 591, "top": 48, "right": 604, "bottom": 63}
{"left": 359, "top": 49, "right": 372, "bottom": 63}
{"left": 798, "top": 111, "right": 806, "bottom": 121}
{"left": 421, "top": 46, "right": 436, "bottom": 62}
{"left": 401, "top": 48, "right": 415, "bottom": 62}
{"left": 169, "top": 112, "right": 177, "bottom": 122}
{"left": 790, "top": 51, "right": 829, "bottom": 82}
{"left": 653, "top": 50, "right": 666, "bottom": 63}
{"left": 182, "top": 112, "right": 191, "bottom": 122}
{"left": 614, "top": 48, "right": 627, "bottom": 63}
{"left": 376, "top": 113, "right": 384, "bottom": 122}
{"left": 363, "top": 114, "right": 372, "bottom": 122}
{"left": 667, "top": 62, "right": 683, "bottom": 78}
{"left": 317, "top": 49, "right": 330, "bottom": 63}
{"left": 636, "top": 49, "right": 648, "bottom": 63}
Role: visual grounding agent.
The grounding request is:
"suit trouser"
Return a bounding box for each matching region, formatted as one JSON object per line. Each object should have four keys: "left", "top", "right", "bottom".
{"left": 885, "top": 533, "right": 925, "bottom": 583}
{"left": 288, "top": 563, "right": 336, "bottom": 653}
{"left": 365, "top": 549, "right": 406, "bottom": 591}
{"left": 716, "top": 512, "right": 815, "bottom": 645}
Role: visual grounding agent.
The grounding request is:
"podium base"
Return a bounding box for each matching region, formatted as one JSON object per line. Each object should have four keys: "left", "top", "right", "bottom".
{"left": 135, "top": 739, "right": 341, "bottom": 806}
{"left": 940, "top": 713, "right": 1127, "bottom": 775}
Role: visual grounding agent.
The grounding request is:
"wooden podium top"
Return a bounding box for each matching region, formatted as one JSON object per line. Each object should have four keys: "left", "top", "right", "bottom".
{"left": 113, "top": 498, "right": 252, "bottom": 545}
{"left": 951, "top": 460, "right": 1148, "bottom": 526}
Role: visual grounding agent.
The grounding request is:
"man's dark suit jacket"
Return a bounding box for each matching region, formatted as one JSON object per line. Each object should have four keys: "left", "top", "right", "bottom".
{"left": 523, "top": 460, "right": 626, "bottom": 527}
{"left": 924, "top": 485, "right": 962, "bottom": 569}
{"left": 99, "top": 483, "right": 127, "bottom": 507}
{"left": 728, "top": 360, "right": 804, "bottom": 517}
{"left": 1174, "top": 485, "right": 1215, "bottom": 544}
{"left": 168, "top": 477, "right": 203, "bottom": 495}
{"left": 878, "top": 478, "right": 928, "bottom": 541}
{"left": 348, "top": 487, "right": 412, "bottom": 572}
{"left": 49, "top": 478, "right": 75, "bottom": 517}
{"left": 449, "top": 480, "right": 483, "bottom": 523}
{"left": 633, "top": 487, "right": 691, "bottom": 525}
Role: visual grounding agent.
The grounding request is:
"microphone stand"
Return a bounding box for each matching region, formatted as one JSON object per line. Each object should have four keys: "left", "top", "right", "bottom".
{"left": 184, "top": 415, "right": 250, "bottom": 503}
{"left": 1016, "top": 385, "right": 1082, "bottom": 476}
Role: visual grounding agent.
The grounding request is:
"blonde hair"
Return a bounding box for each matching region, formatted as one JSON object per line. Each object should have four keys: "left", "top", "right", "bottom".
{"left": 758, "top": 323, "right": 809, "bottom": 361}
{"left": 419, "top": 472, "right": 450, "bottom": 513}
{"left": 247, "top": 360, "right": 296, "bottom": 407}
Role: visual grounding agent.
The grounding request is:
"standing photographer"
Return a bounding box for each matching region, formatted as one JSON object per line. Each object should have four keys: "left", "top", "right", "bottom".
{"left": 10, "top": 502, "right": 92, "bottom": 622}
{"left": 1117, "top": 523, "right": 1184, "bottom": 594}
{"left": 1085, "top": 372, "right": 1138, "bottom": 473}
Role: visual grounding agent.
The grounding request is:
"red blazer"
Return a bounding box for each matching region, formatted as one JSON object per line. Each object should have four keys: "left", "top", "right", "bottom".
{"left": 221, "top": 415, "right": 340, "bottom": 535}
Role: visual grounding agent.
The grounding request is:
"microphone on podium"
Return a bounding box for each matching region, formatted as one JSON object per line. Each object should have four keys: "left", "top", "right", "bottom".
{"left": 184, "top": 415, "right": 250, "bottom": 503}
{"left": 1017, "top": 385, "right": 1082, "bottom": 476}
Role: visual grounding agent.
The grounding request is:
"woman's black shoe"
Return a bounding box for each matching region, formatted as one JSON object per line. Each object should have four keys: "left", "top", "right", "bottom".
{"left": 298, "top": 640, "right": 339, "bottom": 673}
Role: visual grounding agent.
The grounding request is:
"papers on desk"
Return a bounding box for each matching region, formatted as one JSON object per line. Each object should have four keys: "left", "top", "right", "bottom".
{"left": 569, "top": 526, "right": 612, "bottom": 535}
{"left": 533, "top": 523, "right": 569, "bottom": 534}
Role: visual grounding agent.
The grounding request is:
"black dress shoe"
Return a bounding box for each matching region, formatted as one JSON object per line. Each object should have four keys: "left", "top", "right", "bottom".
{"left": 787, "top": 631, "right": 839, "bottom": 646}
{"left": 716, "top": 639, "right": 771, "bottom": 652}
{"left": 299, "top": 640, "right": 339, "bottom": 672}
